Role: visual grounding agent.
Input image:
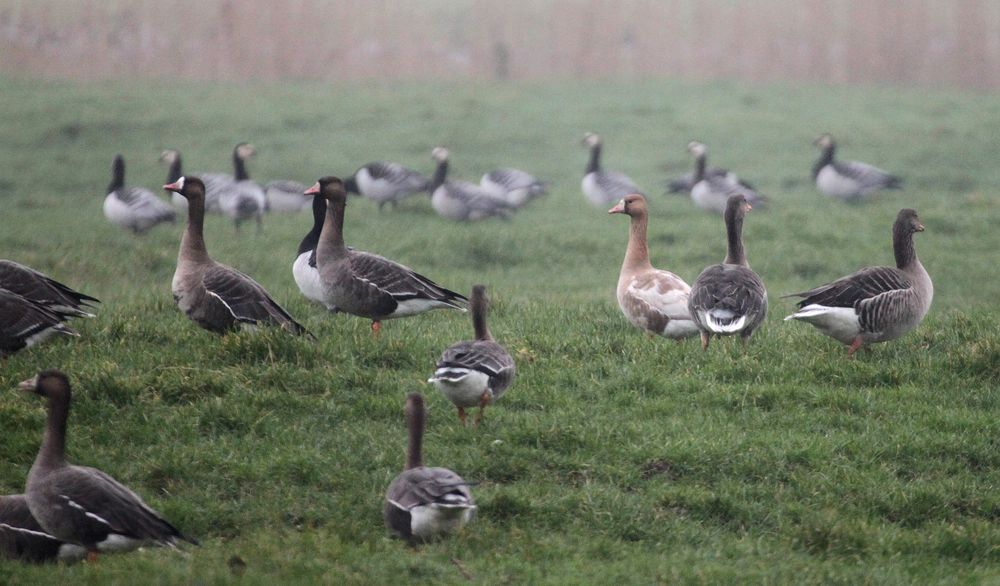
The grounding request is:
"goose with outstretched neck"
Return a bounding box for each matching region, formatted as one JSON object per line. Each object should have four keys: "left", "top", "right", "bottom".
{"left": 384, "top": 393, "right": 476, "bottom": 542}
{"left": 0, "top": 493, "right": 87, "bottom": 562}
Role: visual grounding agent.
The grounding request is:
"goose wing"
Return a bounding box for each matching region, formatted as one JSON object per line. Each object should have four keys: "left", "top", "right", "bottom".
{"left": 386, "top": 467, "right": 475, "bottom": 511}
{"left": 366, "top": 162, "right": 429, "bottom": 191}
{"left": 0, "top": 261, "right": 99, "bottom": 315}
{"left": 832, "top": 160, "right": 901, "bottom": 191}
{"left": 203, "top": 265, "right": 308, "bottom": 334}
{"left": 785, "top": 266, "right": 910, "bottom": 309}
{"left": 0, "top": 290, "right": 77, "bottom": 354}
{"left": 690, "top": 265, "right": 768, "bottom": 318}
{"left": 623, "top": 270, "right": 693, "bottom": 322}
{"left": 348, "top": 252, "right": 467, "bottom": 307}
{"left": 437, "top": 340, "right": 515, "bottom": 379}
{"left": 595, "top": 170, "right": 641, "bottom": 198}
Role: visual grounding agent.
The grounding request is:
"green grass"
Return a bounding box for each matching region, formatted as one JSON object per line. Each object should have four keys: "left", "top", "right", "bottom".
{"left": 0, "top": 76, "right": 998, "bottom": 584}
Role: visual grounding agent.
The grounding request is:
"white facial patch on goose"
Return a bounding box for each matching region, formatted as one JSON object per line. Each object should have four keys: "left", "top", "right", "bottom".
{"left": 176, "top": 176, "right": 186, "bottom": 191}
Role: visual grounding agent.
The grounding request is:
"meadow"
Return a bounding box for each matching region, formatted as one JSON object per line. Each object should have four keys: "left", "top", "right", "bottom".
{"left": 0, "top": 75, "right": 998, "bottom": 584}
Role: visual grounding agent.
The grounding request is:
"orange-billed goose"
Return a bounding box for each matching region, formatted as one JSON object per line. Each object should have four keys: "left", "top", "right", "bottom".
{"left": 344, "top": 162, "right": 430, "bottom": 211}
{"left": 0, "top": 494, "right": 87, "bottom": 562}
{"left": 813, "top": 134, "right": 902, "bottom": 201}
{"left": 384, "top": 393, "right": 475, "bottom": 542}
{"left": 784, "top": 209, "right": 932, "bottom": 356}
{"left": 0, "top": 260, "right": 99, "bottom": 318}
{"left": 688, "top": 195, "right": 768, "bottom": 349}
{"left": 687, "top": 142, "right": 765, "bottom": 214}
{"left": 19, "top": 371, "right": 198, "bottom": 561}
{"left": 0, "top": 290, "right": 78, "bottom": 357}
{"left": 305, "top": 177, "right": 467, "bottom": 332}
{"left": 103, "top": 155, "right": 176, "bottom": 234}
{"left": 480, "top": 168, "right": 548, "bottom": 208}
{"left": 428, "top": 285, "right": 515, "bottom": 426}
{"left": 165, "top": 176, "right": 309, "bottom": 335}
{"left": 608, "top": 194, "right": 699, "bottom": 340}
{"left": 581, "top": 132, "right": 642, "bottom": 207}
{"left": 429, "top": 148, "right": 515, "bottom": 221}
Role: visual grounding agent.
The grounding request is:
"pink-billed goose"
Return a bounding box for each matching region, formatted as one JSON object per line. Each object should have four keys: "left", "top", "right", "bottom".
{"left": 103, "top": 155, "right": 176, "bottom": 234}
{"left": 813, "top": 134, "right": 902, "bottom": 201}
{"left": 688, "top": 195, "right": 768, "bottom": 349}
{"left": 344, "top": 162, "right": 430, "bottom": 211}
{"left": 165, "top": 176, "right": 309, "bottom": 336}
{"left": 581, "top": 132, "right": 642, "bottom": 207}
{"left": 384, "top": 393, "right": 475, "bottom": 542}
{"left": 0, "top": 494, "right": 87, "bottom": 562}
{"left": 687, "top": 142, "right": 765, "bottom": 214}
{"left": 480, "top": 168, "right": 548, "bottom": 208}
{"left": 305, "top": 176, "right": 467, "bottom": 332}
{"left": 428, "top": 285, "right": 516, "bottom": 426}
{"left": 0, "top": 260, "right": 99, "bottom": 318}
{"left": 429, "top": 148, "right": 515, "bottom": 221}
{"left": 0, "top": 289, "right": 78, "bottom": 357}
{"left": 19, "top": 371, "right": 198, "bottom": 561}
{"left": 608, "top": 194, "right": 699, "bottom": 340}
{"left": 784, "top": 209, "right": 932, "bottom": 356}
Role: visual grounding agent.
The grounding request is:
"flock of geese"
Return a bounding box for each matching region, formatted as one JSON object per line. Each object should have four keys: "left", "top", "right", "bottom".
{"left": 1, "top": 131, "right": 931, "bottom": 562}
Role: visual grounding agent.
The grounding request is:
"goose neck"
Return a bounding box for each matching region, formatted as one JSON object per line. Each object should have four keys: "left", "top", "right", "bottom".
{"left": 180, "top": 193, "right": 210, "bottom": 262}
{"left": 37, "top": 393, "right": 69, "bottom": 468}
{"left": 693, "top": 153, "right": 706, "bottom": 183}
{"left": 233, "top": 149, "right": 249, "bottom": 181}
{"left": 166, "top": 155, "right": 182, "bottom": 184}
{"left": 813, "top": 143, "right": 835, "bottom": 179}
{"left": 108, "top": 158, "right": 125, "bottom": 193}
{"left": 723, "top": 210, "right": 747, "bottom": 266}
{"left": 430, "top": 159, "right": 448, "bottom": 192}
{"left": 893, "top": 226, "right": 917, "bottom": 270}
{"left": 316, "top": 195, "right": 348, "bottom": 262}
{"left": 623, "top": 211, "right": 653, "bottom": 272}
{"left": 586, "top": 143, "right": 602, "bottom": 174}
{"left": 405, "top": 402, "right": 424, "bottom": 470}
{"left": 297, "top": 196, "right": 326, "bottom": 256}
{"left": 471, "top": 296, "right": 493, "bottom": 342}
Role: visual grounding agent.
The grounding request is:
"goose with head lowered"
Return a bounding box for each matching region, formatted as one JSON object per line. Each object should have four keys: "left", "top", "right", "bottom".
{"left": 813, "top": 133, "right": 902, "bottom": 201}
{"left": 1, "top": 494, "right": 87, "bottom": 562}
{"left": 103, "top": 155, "right": 176, "bottom": 234}
{"left": 0, "top": 290, "right": 78, "bottom": 358}
{"left": 429, "top": 147, "right": 515, "bottom": 221}
{"left": 384, "top": 393, "right": 476, "bottom": 542}
{"left": 686, "top": 141, "right": 766, "bottom": 214}
{"left": 608, "top": 194, "right": 699, "bottom": 340}
{"left": 165, "top": 176, "right": 309, "bottom": 336}
{"left": 479, "top": 168, "right": 548, "bottom": 209}
{"left": 305, "top": 176, "right": 467, "bottom": 332}
{"left": 0, "top": 260, "right": 99, "bottom": 318}
{"left": 784, "top": 209, "right": 932, "bottom": 356}
{"left": 344, "top": 161, "right": 430, "bottom": 211}
{"left": 688, "top": 194, "right": 768, "bottom": 349}
{"left": 581, "top": 132, "right": 642, "bottom": 207}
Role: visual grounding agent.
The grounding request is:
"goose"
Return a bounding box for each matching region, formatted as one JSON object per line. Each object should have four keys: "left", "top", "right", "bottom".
{"left": 292, "top": 193, "right": 330, "bottom": 310}
{"left": 160, "top": 149, "right": 223, "bottom": 213}
{"left": 103, "top": 155, "right": 176, "bottom": 234}
{"left": 19, "top": 370, "right": 198, "bottom": 561}
{"left": 344, "top": 162, "right": 430, "bottom": 211}
{"left": 581, "top": 132, "right": 642, "bottom": 207}
{"left": 305, "top": 176, "right": 467, "bottom": 333}
{"left": 1, "top": 494, "right": 87, "bottom": 562}
{"left": 384, "top": 393, "right": 476, "bottom": 542}
{"left": 608, "top": 194, "right": 699, "bottom": 340}
{"left": 0, "top": 289, "right": 78, "bottom": 357}
{"left": 688, "top": 194, "right": 768, "bottom": 349}
{"left": 784, "top": 209, "right": 932, "bottom": 356}
{"left": 479, "top": 168, "right": 548, "bottom": 208}
{"left": 687, "top": 142, "right": 766, "bottom": 214}
{"left": 164, "top": 176, "right": 309, "bottom": 335}
{"left": 264, "top": 179, "right": 310, "bottom": 213}
{"left": 428, "top": 285, "right": 516, "bottom": 426}
{"left": 0, "top": 260, "right": 99, "bottom": 318}
{"left": 429, "top": 148, "right": 515, "bottom": 221}
{"left": 813, "top": 133, "right": 902, "bottom": 201}
{"left": 216, "top": 143, "right": 267, "bottom": 233}
{"left": 666, "top": 143, "right": 756, "bottom": 194}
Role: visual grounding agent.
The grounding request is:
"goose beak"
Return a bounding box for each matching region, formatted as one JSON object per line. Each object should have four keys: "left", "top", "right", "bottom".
{"left": 608, "top": 201, "right": 625, "bottom": 214}
{"left": 304, "top": 182, "right": 321, "bottom": 196}
{"left": 915, "top": 222, "right": 925, "bottom": 232}
{"left": 17, "top": 375, "right": 38, "bottom": 392}
{"left": 163, "top": 179, "right": 183, "bottom": 192}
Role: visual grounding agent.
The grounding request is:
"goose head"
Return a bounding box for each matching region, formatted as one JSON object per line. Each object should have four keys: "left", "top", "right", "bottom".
{"left": 18, "top": 370, "right": 71, "bottom": 401}
{"left": 608, "top": 193, "right": 647, "bottom": 217}
{"left": 813, "top": 133, "right": 835, "bottom": 150}
{"left": 304, "top": 176, "right": 346, "bottom": 203}
{"left": 725, "top": 193, "right": 752, "bottom": 217}
{"left": 581, "top": 132, "right": 601, "bottom": 148}
{"left": 896, "top": 208, "right": 924, "bottom": 233}
{"left": 431, "top": 147, "right": 450, "bottom": 163}
{"left": 235, "top": 142, "right": 257, "bottom": 160}
{"left": 686, "top": 141, "right": 707, "bottom": 158}
{"left": 159, "top": 149, "right": 180, "bottom": 165}
{"left": 163, "top": 176, "right": 206, "bottom": 200}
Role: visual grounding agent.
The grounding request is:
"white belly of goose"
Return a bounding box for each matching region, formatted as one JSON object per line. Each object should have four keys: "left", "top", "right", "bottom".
{"left": 816, "top": 166, "right": 863, "bottom": 199}
{"left": 690, "top": 182, "right": 727, "bottom": 214}
{"left": 103, "top": 194, "right": 137, "bottom": 229}
{"left": 700, "top": 309, "right": 747, "bottom": 333}
{"left": 357, "top": 168, "right": 406, "bottom": 203}
{"left": 429, "top": 368, "right": 491, "bottom": 408}
{"left": 292, "top": 252, "right": 330, "bottom": 309}
{"left": 581, "top": 173, "right": 612, "bottom": 207}
{"left": 784, "top": 305, "right": 860, "bottom": 345}
{"left": 431, "top": 186, "right": 469, "bottom": 220}
{"left": 408, "top": 500, "right": 475, "bottom": 540}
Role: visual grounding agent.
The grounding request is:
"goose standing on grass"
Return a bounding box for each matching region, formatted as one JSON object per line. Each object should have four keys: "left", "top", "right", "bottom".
{"left": 688, "top": 195, "right": 768, "bottom": 350}
{"left": 429, "top": 148, "right": 515, "bottom": 221}
{"left": 480, "top": 168, "right": 548, "bottom": 208}
{"left": 784, "top": 209, "right": 932, "bottom": 356}
{"left": 0, "top": 260, "right": 99, "bottom": 318}
{"left": 666, "top": 164, "right": 754, "bottom": 195}
{"left": 428, "top": 285, "right": 515, "bottom": 426}
{"left": 0, "top": 289, "right": 78, "bottom": 357}
{"left": 1, "top": 494, "right": 87, "bottom": 562}
{"left": 216, "top": 143, "right": 267, "bottom": 233}
{"left": 687, "top": 142, "right": 765, "bottom": 214}
{"left": 165, "top": 176, "right": 309, "bottom": 335}
{"left": 344, "top": 162, "right": 430, "bottom": 211}
{"left": 581, "top": 132, "right": 642, "bottom": 207}
{"left": 305, "top": 176, "right": 467, "bottom": 333}
{"left": 292, "top": 192, "right": 329, "bottom": 310}
{"left": 384, "top": 393, "right": 476, "bottom": 542}
{"left": 162, "top": 149, "right": 223, "bottom": 213}
{"left": 812, "top": 133, "right": 902, "bottom": 201}
{"left": 265, "top": 178, "right": 310, "bottom": 213}
{"left": 103, "top": 155, "right": 176, "bottom": 234}
{"left": 19, "top": 370, "right": 198, "bottom": 561}
{"left": 608, "top": 194, "right": 699, "bottom": 340}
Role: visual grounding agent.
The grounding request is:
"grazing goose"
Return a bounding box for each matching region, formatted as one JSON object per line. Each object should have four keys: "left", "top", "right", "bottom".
{"left": 216, "top": 143, "right": 267, "bottom": 233}
{"left": 429, "top": 148, "right": 515, "bottom": 221}
{"left": 479, "top": 168, "right": 548, "bottom": 208}
{"left": 0, "top": 289, "right": 78, "bottom": 357}
{"left": 581, "top": 132, "right": 642, "bottom": 207}
{"left": 344, "top": 162, "right": 430, "bottom": 211}
{"left": 428, "top": 285, "right": 516, "bottom": 426}
{"left": 165, "top": 176, "right": 309, "bottom": 335}
{"left": 784, "top": 209, "right": 932, "bottom": 356}
{"left": 305, "top": 176, "right": 467, "bottom": 333}
{"left": 813, "top": 133, "right": 902, "bottom": 201}
{"left": 608, "top": 194, "right": 699, "bottom": 340}
{"left": 0, "top": 260, "right": 99, "bottom": 318}
{"left": 687, "top": 142, "right": 765, "bottom": 214}
{"left": 0, "top": 494, "right": 86, "bottom": 562}
{"left": 103, "top": 155, "right": 176, "bottom": 234}
{"left": 688, "top": 195, "right": 768, "bottom": 349}
{"left": 264, "top": 179, "right": 310, "bottom": 213}
{"left": 19, "top": 371, "right": 198, "bottom": 560}
{"left": 384, "top": 393, "right": 476, "bottom": 542}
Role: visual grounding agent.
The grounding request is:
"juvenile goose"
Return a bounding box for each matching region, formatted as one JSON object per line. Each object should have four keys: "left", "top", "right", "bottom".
{"left": 165, "top": 176, "right": 309, "bottom": 335}
{"left": 813, "top": 133, "right": 902, "bottom": 201}
{"left": 688, "top": 195, "right": 768, "bottom": 349}
{"left": 344, "top": 162, "right": 430, "bottom": 211}
{"left": 384, "top": 393, "right": 476, "bottom": 542}
{"left": 479, "top": 168, "right": 548, "bottom": 208}
{"left": 161, "top": 149, "right": 222, "bottom": 213}
{"left": 0, "top": 494, "right": 86, "bottom": 562}
{"left": 428, "top": 285, "right": 516, "bottom": 426}
{"left": 784, "top": 209, "right": 932, "bottom": 356}
{"left": 608, "top": 194, "right": 699, "bottom": 340}
{"left": 0, "top": 289, "right": 78, "bottom": 357}
{"left": 103, "top": 155, "right": 176, "bottom": 234}
{"left": 0, "top": 260, "right": 99, "bottom": 318}
{"left": 581, "top": 132, "right": 642, "bottom": 207}
{"left": 217, "top": 143, "right": 267, "bottom": 233}
{"left": 687, "top": 142, "right": 765, "bottom": 214}
{"left": 429, "top": 148, "right": 515, "bottom": 221}
{"left": 305, "top": 176, "right": 467, "bottom": 332}
{"left": 19, "top": 371, "right": 197, "bottom": 560}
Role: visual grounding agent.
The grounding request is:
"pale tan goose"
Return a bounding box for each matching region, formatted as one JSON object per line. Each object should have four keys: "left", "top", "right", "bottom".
{"left": 784, "top": 209, "right": 932, "bottom": 356}
{"left": 0, "top": 289, "right": 78, "bottom": 357}
{"left": 813, "top": 134, "right": 902, "bottom": 201}
{"left": 103, "top": 155, "right": 176, "bottom": 234}
{"left": 384, "top": 393, "right": 475, "bottom": 542}
{"left": 428, "top": 285, "right": 516, "bottom": 426}
{"left": 165, "top": 176, "right": 309, "bottom": 336}
{"left": 608, "top": 194, "right": 699, "bottom": 340}
{"left": 687, "top": 142, "right": 766, "bottom": 214}
{"left": 0, "top": 494, "right": 86, "bottom": 562}
{"left": 304, "top": 177, "right": 467, "bottom": 333}
{"left": 0, "top": 260, "right": 99, "bottom": 318}
{"left": 19, "top": 371, "right": 198, "bottom": 560}
{"left": 688, "top": 195, "right": 768, "bottom": 349}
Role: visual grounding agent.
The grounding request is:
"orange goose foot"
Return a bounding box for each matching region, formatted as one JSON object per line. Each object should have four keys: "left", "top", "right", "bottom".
{"left": 457, "top": 407, "right": 467, "bottom": 426}
{"left": 847, "top": 336, "right": 863, "bottom": 358}
{"left": 371, "top": 321, "right": 382, "bottom": 335}
{"left": 86, "top": 550, "right": 99, "bottom": 563}
{"left": 473, "top": 390, "right": 491, "bottom": 427}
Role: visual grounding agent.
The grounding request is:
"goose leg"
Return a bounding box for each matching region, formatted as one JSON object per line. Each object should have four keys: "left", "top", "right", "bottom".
{"left": 86, "top": 550, "right": 99, "bottom": 563}
{"left": 473, "top": 390, "right": 491, "bottom": 426}
{"left": 371, "top": 320, "right": 382, "bottom": 335}
{"left": 457, "top": 407, "right": 467, "bottom": 426}
{"left": 847, "top": 336, "right": 864, "bottom": 357}
{"left": 255, "top": 213, "right": 263, "bottom": 235}
{"left": 700, "top": 331, "right": 710, "bottom": 351}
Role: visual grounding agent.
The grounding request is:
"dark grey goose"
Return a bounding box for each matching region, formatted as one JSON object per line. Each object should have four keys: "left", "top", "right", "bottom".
{"left": 812, "top": 133, "right": 902, "bottom": 201}
{"left": 0, "top": 260, "right": 99, "bottom": 318}
{"left": 0, "top": 494, "right": 86, "bottom": 562}
{"left": 0, "top": 289, "right": 78, "bottom": 357}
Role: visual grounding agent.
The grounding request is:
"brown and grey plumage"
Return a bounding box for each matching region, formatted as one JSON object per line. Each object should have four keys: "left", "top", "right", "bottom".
{"left": 812, "top": 133, "right": 902, "bottom": 201}
{"left": 688, "top": 194, "right": 768, "bottom": 349}
{"left": 0, "top": 289, "right": 78, "bottom": 357}
{"left": 384, "top": 393, "right": 476, "bottom": 542}
{"left": 0, "top": 494, "right": 86, "bottom": 562}
{"left": 784, "top": 209, "right": 932, "bottom": 356}
{"left": 0, "top": 260, "right": 99, "bottom": 318}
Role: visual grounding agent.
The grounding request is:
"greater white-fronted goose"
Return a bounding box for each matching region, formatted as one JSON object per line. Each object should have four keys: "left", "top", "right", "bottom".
{"left": 428, "top": 285, "right": 515, "bottom": 426}
{"left": 264, "top": 179, "right": 310, "bottom": 213}
{"left": 344, "top": 162, "right": 430, "bottom": 211}
{"left": 305, "top": 176, "right": 467, "bottom": 332}
{"left": 0, "top": 260, "right": 99, "bottom": 318}
{"left": 19, "top": 371, "right": 198, "bottom": 560}
{"left": 688, "top": 195, "right": 768, "bottom": 349}
{"left": 479, "top": 168, "right": 548, "bottom": 208}
{"left": 581, "top": 132, "right": 642, "bottom": 207}
{"left": 429, "top": 148, "right": 515, "bottom": 221}
{"left": 0, "top": 289, "right": 78, "bottom": 357}
{"left": 784, "top": 208, "right": 932, "bottom": 356}
{"left": 813, "top": 133, "right": 902, "bottom": 201}
{"left": 687, "top": 142, "right": 765, "bottom": 214}
{"left": 0, "top": 494, "right": 86, "bottom": 562}
{"left": 103, "top": 155, "right": 176, "bottom": 234}
{"left": 165, "top": 176, "right": 309, "bottom": 335}
{"left": 384, "top": 393, "right": 476, "bottom": 542}
{"left": 608, "top": 194, "right": 699, "bottom": 340}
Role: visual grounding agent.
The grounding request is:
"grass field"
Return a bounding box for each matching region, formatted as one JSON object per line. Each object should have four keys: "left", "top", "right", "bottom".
{"left": 0, "top": 75, "right": 998, "bottom": 584}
